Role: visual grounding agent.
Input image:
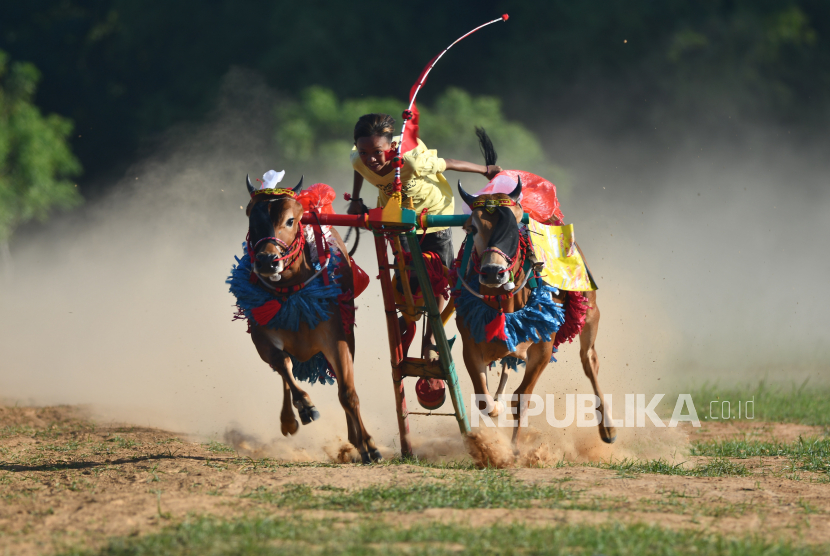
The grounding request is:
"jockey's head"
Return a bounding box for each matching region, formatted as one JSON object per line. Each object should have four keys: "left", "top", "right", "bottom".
{"left": 354, "top": 113, "right": 397, "bottom": 174}
{"left": 458, "top": 177, "right": 523, "bottom": 288}
{"left": 245, "top": 174, "right": 305, "bottom": 282}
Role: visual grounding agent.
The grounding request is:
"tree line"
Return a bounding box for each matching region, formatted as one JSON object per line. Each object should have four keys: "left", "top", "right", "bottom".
{"left": 2, "top": 1, "right": 828, "bottom": 187}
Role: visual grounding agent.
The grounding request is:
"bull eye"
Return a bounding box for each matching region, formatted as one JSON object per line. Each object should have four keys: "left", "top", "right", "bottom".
{"left": 469, "top": 225, "right": 478, "bottom": 235}
{"left": 286, "top": 218, "right": 295, "bottom": 227}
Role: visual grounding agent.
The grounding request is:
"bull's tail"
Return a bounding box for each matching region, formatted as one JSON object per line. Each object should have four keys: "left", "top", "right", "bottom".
{"left": 475, "top": 127, "right": 498, "bottom": 167}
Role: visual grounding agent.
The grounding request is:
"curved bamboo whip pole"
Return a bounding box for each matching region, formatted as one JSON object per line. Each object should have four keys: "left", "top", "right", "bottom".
{"left": 393, "top": 14, "right": 509, "bottom": 192}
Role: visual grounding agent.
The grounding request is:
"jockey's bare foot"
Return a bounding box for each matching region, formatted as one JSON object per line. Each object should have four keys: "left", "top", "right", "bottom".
{"left": 422, "top": 339, "right": 440, "bottom": 362}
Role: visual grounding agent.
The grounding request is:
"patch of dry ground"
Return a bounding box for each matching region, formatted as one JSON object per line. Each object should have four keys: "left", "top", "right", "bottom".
{"left": 689, "top": 419, "right": 826, "bottom": 443}
{"left": 1, "top": 406, "right": 828, "bottom": 555}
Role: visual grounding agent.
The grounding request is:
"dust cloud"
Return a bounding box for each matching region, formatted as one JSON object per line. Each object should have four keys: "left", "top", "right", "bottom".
{"left": 1, "top": 69, "right": 827, "bottom": 464}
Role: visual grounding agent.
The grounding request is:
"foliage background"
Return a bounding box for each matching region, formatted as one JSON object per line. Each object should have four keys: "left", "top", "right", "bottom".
{"left": 2, "top": 1, "right": 829, "bottom": 195}
{"left": 0, "top": 51, "right": 81, "bottom": 273}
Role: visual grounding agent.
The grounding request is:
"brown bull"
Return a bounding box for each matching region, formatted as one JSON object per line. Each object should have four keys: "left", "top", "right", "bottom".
{"left": 455, "top": 177, "right": 616, "bottom": 452}
{"left": 237, "top": 175, "right": 381, "bottom": 463}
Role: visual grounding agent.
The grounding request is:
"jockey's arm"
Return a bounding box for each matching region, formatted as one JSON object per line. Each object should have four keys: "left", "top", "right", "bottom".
{"left": 444, "top": 159, "right": 502, "bottom": 181}
{"left": 348, "top": 171, "right": 364, "bottom": 215}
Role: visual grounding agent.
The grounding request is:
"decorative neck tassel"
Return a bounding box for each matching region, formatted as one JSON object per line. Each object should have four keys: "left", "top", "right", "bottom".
{"left": 251, "top": 299, "right": 283, "bottom": 325}
{"left": 485, "top": 310, "right": 508, "bottom": 342}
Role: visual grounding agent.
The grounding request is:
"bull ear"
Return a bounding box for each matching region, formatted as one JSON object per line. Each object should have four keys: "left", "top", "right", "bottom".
{"left": 246, "top": 174, "right": 256, "bottom": 195}
{"left": 508, "top": 175, "right": 522, "bottom": 202}
{"left": 457, "top": 180, "right": 478, "bottom": 207}
{"left": 292, "top": 175, "right": 304, "bottom": 194}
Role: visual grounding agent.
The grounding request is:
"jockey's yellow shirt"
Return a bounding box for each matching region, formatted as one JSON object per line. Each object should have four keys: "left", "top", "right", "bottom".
{"left": 351, "top": 136, "right": 454, "bottom": 233}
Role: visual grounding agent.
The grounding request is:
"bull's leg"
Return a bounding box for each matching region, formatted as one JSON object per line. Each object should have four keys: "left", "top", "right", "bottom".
{"left": 279, "top": 377, "right": 299, "bottom": 436}
{"left": 252, "top": 329, "right": 319, "bottom": 430}
{"left": 270, "top": 351, "right": 320, "bottom": 425}
{"left": 323, "top": 338, "right": 381, "bottom": 464}
{"left": 495, "top": 362, "right": 511, "bottom": 402}
{"left": 461, "top": 334, "right": 500, "bottom": 418}
{"left": 482, "top": 361, "right": 511, "bottom": 417}
{"left": 511, "top": 342, "right": 551, "bottom": 454}
{"left": 579, "top": 291, "right": 616, "bottom": 444}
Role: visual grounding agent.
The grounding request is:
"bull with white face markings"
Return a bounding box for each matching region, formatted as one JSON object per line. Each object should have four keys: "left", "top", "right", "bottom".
{"left": 228, "top": 174, "right": 381, "bottom": 464}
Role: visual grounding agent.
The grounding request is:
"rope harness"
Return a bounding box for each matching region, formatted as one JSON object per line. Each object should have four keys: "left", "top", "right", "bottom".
{"left": 452, "top": 221, "right": 543, "bottom": 343}
{"left": 246, "top": 187, "right": 328, "bottom": 296}
{"left": 250, "top": 222, "right": 306, "bottom": 267}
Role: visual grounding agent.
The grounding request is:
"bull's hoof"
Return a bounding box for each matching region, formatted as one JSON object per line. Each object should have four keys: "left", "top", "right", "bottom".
{"left": 359, "top": 450, "right": 381, "bottom": 465}
{"left": 298, "top": 406, "right": 321, "bottom": 425}
{"left": 488, "top": 400, "right": 505, "bottom": 418}
{"left": 368, "top": 447, "right": 383, "bottom": 462}
{"left": 281, "top": 417, "right": 300, "bottom": 436}
{"left": 600, "top": 426, "right": 617, "bottom": 444}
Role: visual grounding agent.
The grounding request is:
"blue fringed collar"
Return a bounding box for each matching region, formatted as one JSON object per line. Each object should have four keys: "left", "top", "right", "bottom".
{"left": 455, "top": 281, "right": 566, "bottom": 353}
{"left": 226, "top": 247, "right": 343, "bottom": 332}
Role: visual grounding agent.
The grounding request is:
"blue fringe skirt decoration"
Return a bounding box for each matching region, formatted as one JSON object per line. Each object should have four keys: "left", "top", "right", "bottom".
{"left": 455, "top": 281, "right": 566, "bottom": 370}
{"left": 226, "top": 247, "right": 342, "bottom": 385}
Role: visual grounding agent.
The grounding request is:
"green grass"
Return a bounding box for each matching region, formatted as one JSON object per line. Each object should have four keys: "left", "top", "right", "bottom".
{"left": 600, "top": 457, "right": 752, "bottom": 478}
{"left": 56, "top": 515, "right": 828, "bottom": 556}
{"left": 106, "top": 435, "right": 138, "bottom": 449}
{"left": 244, "top": 469, "right": 576, "bottom": 511}
{"left": 204, "top": 441, "right": 236, "bottom": 454}
{"left": 376, "top": 455, "right": 480, "bottom": 470}
{"left": 688, "top": 380, "right": 830, "bottom": 427}
{"left": 691, "top": 437, "right": 830, "bottom": 475}
{"left": 0, "top": 424, "right": 38, "bottom": 439}
{"left": 235, "top": 456, "right": 478, "bottom": 473}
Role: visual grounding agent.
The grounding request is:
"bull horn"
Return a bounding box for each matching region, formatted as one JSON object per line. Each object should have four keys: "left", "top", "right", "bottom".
{"left": 292, "top": 175, "right": 304, "bottom": 194}
{"left": 508, "top": 175, "right": 522, "bottom": 202}
{"left": 246, "top": 173, "right": 256, "bottom": 195}
{"left": 457, "top": 180, "right": 478, "bottom": 207}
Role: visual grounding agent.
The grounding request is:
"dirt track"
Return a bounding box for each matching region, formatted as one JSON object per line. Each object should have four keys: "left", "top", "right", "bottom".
{"left": 1, "top": 406, "right": 828, "bottom": 555}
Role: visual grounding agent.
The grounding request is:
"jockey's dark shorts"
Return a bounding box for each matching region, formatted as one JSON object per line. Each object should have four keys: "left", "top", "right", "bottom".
{"left": 395, "top": 228, "right": 454, "bottom": 294}
{"left": 413, "top": 228, "right": 454, "bottom": 269}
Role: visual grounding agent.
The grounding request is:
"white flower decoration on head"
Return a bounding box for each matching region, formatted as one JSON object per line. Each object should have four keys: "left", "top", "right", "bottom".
{"left": 261, "top": 169, "right": 285, "bottom": 190}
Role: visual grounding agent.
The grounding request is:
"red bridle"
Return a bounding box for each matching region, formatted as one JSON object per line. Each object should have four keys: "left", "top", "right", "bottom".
{"left": 472, "top": 240, "right": 523, "bottom": 276}
{"left": 247, "top": 221, "right": 305, "bottom": 270}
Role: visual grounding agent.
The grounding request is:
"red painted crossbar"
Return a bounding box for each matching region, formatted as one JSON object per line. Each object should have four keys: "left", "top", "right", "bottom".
{"left": 300, "top": 213, "right": 369, "bottom": 228}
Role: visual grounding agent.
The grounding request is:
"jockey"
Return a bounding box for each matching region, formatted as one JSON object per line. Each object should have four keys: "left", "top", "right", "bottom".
{"left": 348, "top": 113, "right": 502, "bottom": 269}
{"left": 349, "top": 113, "right": 501, "bottom": 361}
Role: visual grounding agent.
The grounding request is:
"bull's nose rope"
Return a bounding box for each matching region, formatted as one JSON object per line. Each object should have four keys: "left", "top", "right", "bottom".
{"left": 251, "top": 222, "right": 306, "bottom": 266}
{"left": 473, "top": 243, "right": 521, "bottom": 275}
{"left": 249, "top": 222, "right": 309, "bottom": 289}
{"left": 456, "top": 267, "right": 535, "bottom": 302}
{"left": 253, "top": 256, "right": 331, "bottom": 294}
{"left": 470, "top": 230, "right": 531, "bottom": 277}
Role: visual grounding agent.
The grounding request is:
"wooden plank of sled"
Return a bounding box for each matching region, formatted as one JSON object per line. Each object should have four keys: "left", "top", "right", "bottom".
{"left": 399, "top": 358, "right": 446, "bottom": 380}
